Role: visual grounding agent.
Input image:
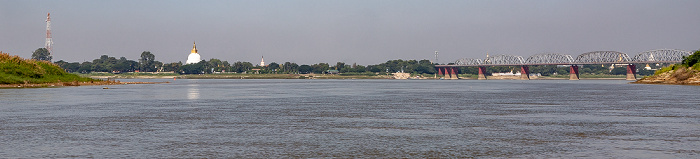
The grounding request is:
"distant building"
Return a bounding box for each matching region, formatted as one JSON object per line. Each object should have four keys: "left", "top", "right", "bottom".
{"left": 326, "top": 70, "right": 339, "bottom": 74}
{"left": 644, "top": 64, "right": 656, "bottom": 70}
{"left": 186, "top": 41, "right": 201, "bottom": 64}
{"left": 260, "top": 56, "right": 265, "bottom": 67}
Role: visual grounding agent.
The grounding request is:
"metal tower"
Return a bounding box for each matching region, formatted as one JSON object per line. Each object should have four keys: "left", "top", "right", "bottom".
{"left": 45, "top": 13, "right": 53, "bottom": 55}
{"left": 434, "top": 51, "right": 438, "bottom": 64}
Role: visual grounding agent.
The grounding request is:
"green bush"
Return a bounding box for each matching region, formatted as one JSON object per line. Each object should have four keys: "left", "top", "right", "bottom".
{"left": 654, "top": 64, "right": 676, "bottom": 75}
{"left": 682, "top": 49, "right": 700, "bottom": 67}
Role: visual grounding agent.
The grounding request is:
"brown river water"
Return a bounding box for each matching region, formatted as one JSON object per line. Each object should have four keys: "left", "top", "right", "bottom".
{"left": 1, "top": 79, "right": 698, "bottom": 158}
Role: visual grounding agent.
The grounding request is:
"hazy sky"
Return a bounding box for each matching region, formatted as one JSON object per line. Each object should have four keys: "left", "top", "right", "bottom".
{"left": 1, "top": 0, "right": 699, "bottom": 65}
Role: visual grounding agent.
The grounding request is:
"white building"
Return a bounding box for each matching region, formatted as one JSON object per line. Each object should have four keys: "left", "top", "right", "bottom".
{"left": 186, "top": 41, "right": 201, "bottom": 64}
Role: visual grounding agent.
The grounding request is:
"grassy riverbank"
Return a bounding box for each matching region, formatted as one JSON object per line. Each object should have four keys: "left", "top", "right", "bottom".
{"left": 1, "top": 52, "right": 97, "bottom": 84}
{"left": 634, "top": 64, "right": 700, "bottom": 85}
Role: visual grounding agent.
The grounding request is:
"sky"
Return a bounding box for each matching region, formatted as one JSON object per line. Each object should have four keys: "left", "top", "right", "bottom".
{"left": 1, "top": 0, "right": 699, "bottom": 65}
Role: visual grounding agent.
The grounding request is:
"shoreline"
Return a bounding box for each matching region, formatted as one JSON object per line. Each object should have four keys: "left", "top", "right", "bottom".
{"left": 0, "top": 80, "right": 168, "bottom": 88}
{"left": 631, "top": 81, "right": 700, "bottom": 86}
{"left": 631, "top": 67, "right": 700, "bottom": 86}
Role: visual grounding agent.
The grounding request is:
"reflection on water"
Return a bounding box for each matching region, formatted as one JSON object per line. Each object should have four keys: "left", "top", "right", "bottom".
{"left": 0, "top": 79, "right": 699, "bottom": 158}
{"left": 187, "top": 84, "right": 199, "bottom": 100}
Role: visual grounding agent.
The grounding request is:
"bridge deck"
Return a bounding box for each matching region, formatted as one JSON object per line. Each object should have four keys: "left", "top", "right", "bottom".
{"left": 436, "top": 61, "right": 681, "bottom": 67}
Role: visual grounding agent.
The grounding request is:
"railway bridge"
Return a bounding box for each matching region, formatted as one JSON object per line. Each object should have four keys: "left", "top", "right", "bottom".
{"left": 435, "top": 49, "right": 691, "bottom": 80}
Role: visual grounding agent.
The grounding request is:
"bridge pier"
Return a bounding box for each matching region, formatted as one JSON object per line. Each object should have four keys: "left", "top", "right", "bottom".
{"left": 478, "top": 66, "right": 487, "bottom": 80}
{"left": 626, "top": 64, "right": 636, "bottom": 81}
{"left": 449, "top": 67, "right": 459, "bottom": 79}
{"left": 520, "top": 66, "right": 530, "bottom": 80}
{"left": 569, "top": 65, "right": 579, "bottom": 80}
{"left": 437, "top": 67, "right": 458, "bottom": 79}
{"left": 443, "top": 67, "right": 450, "bottom": 79}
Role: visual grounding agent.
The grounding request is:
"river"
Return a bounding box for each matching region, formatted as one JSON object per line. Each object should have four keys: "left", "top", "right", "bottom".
{"left": 1, "top": 79, "right": 698, "bottom": 158}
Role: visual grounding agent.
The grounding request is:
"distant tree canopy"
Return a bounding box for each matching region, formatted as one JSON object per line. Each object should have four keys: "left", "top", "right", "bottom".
{"left": 298, "top": 65, "right": 312, "bottom": 74}
{"left": 139, "top": 51, "right": 157, "bottom": 72}
{"left": 31, "top": 48, "right": 52, "bottom": 61}
{"left": 364, "top": 59, "right": 436, "bottom": 74}
{"left": 268, "top": 62, "right": 280, "bottom": 70}
{"left": 53, "top": 55, "right": 140, "bottom": 73}
{"left": 179, "top": 60, "right": 208, "bottom": 74}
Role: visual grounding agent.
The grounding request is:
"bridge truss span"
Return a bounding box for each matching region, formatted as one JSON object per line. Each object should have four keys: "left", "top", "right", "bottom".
{"left": 454, "top": 58, "right": 483, "bottom": 66}
{"left": 525, "top": 53, "right": 574, "bottom": 65}
{"left": 632, "top": 49, "right": 691, "bottom": 63}
{"left": 484, "top": 55, "right": 525, "bottom": 65}
{"left": 574, "top": 51, "right": 631, "bottom": 64}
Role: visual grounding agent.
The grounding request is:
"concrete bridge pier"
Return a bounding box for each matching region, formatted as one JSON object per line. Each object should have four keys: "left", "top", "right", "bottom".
{"left": 437, "top": 67, "right": 458, "bottom": 79}
{"left": 520, "top": 66, "right": 530, "bottom": 80}
{"left": 448, "top": 67, "right": 459, "bottom": 79}
{"left": 569, "top": 65, "right": 580, "bottom": 80}
{"left": 626, "top": 64, "right": 636, "bottom": 81}
{"left": 478, "top": 66, "right": 487, "bottom": 80}
{"left": 441, "top": 67, "right": 451, "bottom": 79}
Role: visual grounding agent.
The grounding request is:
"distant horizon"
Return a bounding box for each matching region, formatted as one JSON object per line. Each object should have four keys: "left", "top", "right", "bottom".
{"left": 2, "top": 0, "right": 699, "bottom": 65}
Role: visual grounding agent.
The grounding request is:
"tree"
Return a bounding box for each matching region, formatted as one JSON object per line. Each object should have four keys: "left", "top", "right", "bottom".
{"left": 268, "top": 62, "right": 280, "bottom": 71}
{"left": 282, "top": 62, "right": 298, "bottom": 73}
{"left": 162, "top": 62, "right": 182, "bottom": 72}
{"left": 232, "top": 61, "right": 254, "bottom": 73}
{"left": 682, "top": 49, "right": 700, "bottom": 67}
{"left": 31, "top": 48, "right": 52, "bottom": 61}
{"left": 335, "top": 62, "right": 345, "bottom": 70}
{"left": 311, "top": 63, "right": 330, "bottom": 74}
{"left": 179, "top": 60, "right": 208, "bottom": 74}
{"left": 610, "top": 67, "right": 627, "bottom": 75}
{"left": 298, "top": 65, "right": 312, "bottom": 74}
{"left": 78, "top": 62, "right": 93, "bottom": 73}
{"left": 139, "top": 51, "right": 156, "bottom": 72}
{"left": 208, "top": 58, "right": 223, "bottom": 68}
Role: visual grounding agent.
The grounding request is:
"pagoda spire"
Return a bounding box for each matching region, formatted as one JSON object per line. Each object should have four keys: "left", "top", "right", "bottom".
{"left": 191, "top": 41, "right": 198, "bottom": 53}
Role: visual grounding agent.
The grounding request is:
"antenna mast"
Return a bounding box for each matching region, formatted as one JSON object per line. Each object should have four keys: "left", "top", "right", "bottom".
{"left": 434, "top": 51, "right": 438, "bottom": 64}
{"left": 45, "top": 13, "right": 53, "bottom": 55}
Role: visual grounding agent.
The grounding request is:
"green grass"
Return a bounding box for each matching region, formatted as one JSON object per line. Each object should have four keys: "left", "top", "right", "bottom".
{"left": 654, "top": 64, "right": 676, "bottom": 75}
{"left": 0, "top": 53, "right": 97, "bottom": 84}
{"left": 692, "top": 63, "right": 700, "bottom": 71}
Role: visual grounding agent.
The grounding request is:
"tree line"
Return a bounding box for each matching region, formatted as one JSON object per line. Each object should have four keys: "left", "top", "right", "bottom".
{"left": 33, "top": 48, "right": 657, "bottom": 76}
{"left": 39, "top": 49, "right": 438, "bottom": 75}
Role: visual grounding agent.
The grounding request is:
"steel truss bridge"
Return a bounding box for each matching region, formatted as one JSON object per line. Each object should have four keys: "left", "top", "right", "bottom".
{"left": 435, "top": 49, "right": 692, "bottom": 80}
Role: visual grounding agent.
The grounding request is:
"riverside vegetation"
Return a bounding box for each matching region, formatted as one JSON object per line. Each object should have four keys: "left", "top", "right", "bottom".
{"left": 634, "top": 49, "right": 700, "bottom": 85}
{"left": 1, "top": 52, "right": 97, "bottom": 85}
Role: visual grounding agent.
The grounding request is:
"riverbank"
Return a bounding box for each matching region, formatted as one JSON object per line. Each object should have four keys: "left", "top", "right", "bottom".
{"left": 0, "top": 80, "right": 168, "bottom": 88}
{"left": 633, "top": 67, "right": 700, "bottom": 85}
{"left": 1, "top": 52, "right": 99, "bottom": 86}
